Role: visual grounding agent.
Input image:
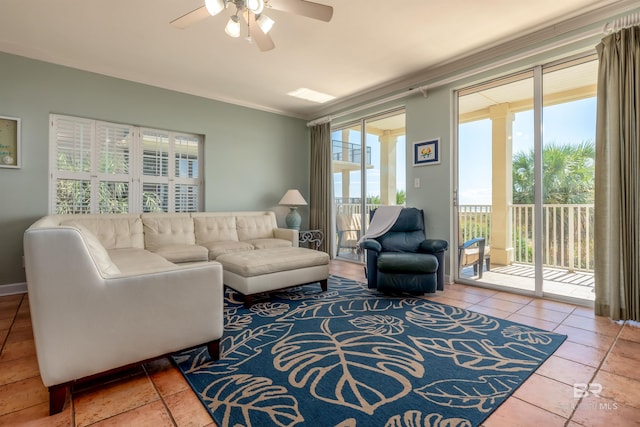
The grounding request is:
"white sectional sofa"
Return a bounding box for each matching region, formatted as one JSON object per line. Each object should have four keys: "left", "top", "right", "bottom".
{"left": 23, "top": 211, "right": 300, "bottom": 414}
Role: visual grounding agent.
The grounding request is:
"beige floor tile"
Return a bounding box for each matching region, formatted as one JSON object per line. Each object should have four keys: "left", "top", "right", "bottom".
{"left": 536, "top": 355, "right": 597, "bottom": 387}
{"left": 554, "top": 324, "right": 616, "bottom": 350}
{"left": 146, "top": 358, "right": 191, "bottom": 397}
{"left": 515, "top": 305, "right": 571, "bottom": 323}
{"left": 465, "top": 304, "right": 513, "bottom": 319}
{"left": 591, "top": 371, "right": 640, "bottom": 409}
{"left": 513, "top": 373, "right": 576, "bottom": 418}
{"left": 620, "top": 322, "right": 640, "bottom": 343}
{"left": 0, "top": 376, "right": 49, "bottom": 416}
{"left": 0, "top": 401, "right": 72, "bottom": 426}
{"left": 525, "top": 298, "right": 577, "bottom": 314}
{"left": 89, "top": 400, "right": 174, "bottom": 427}
{"left": 483, "top": 396, "right": 567, "bottom": 427}
{"left": 476, "top": 297, "right": 526, "bottom": 313}
{"left": 561, "top": 314, "right": 623, "bottom": 337}
{"left": 571, "top": 395, "right": 640, "bottom": 426}
{"left": 506, "top": 313, "right": 559, "bottom": 331}
{"left": 0, "top": 338, "right": 36, "bottom": 362}
{"left": 571, "top": 305, "right": 596, "bottom": 318}
{"left": 610, "top": 338, "right": 640, "bottom": 361}
{"left": 165, "top": 388, "right": 216, "bottom": 427}
{"left": 553, "top": 341, "right": 608, "bottom": 368}
{"left": 74, "top": 372, "right": 161, "bottom": 427}
{"left": 0, "top": 354, "right": 40, "bottom": 385}
{"left": 491, "top": 291, "right": 534, "bottom": 305}
{"left": 601, "top": 351, "right": 640, "bottom": 382}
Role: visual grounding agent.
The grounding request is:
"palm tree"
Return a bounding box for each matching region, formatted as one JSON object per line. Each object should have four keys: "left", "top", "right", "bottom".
{"left": 512, "top": 141, "right": 595, "bottom": 204}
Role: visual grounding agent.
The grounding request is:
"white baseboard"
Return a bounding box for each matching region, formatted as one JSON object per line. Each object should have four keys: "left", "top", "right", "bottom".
{"left": 0, "top": 282, "right": 27, "bottom": 296}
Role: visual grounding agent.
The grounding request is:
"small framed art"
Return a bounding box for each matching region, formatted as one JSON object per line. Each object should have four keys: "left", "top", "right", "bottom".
{"left": 0, "top": 116, "right": 21, "bottom": 168}
{"left": 413, "top": 138, "right": 440, "bottom": 166}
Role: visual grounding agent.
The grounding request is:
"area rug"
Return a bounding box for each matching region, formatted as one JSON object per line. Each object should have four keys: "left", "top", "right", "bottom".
{"left": 173, "top": 275, "right": 566, "bottom": 427}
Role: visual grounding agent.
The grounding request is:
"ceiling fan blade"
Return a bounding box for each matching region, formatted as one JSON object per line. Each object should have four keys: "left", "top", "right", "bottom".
{"left": 245, "top": 12, "right": 276, "bottom": 51}
{"left": 267, "top": 0, "right": 333, "bottom": 22}
{"left": 170, "top": 5, "right": 210, "bottom": 29}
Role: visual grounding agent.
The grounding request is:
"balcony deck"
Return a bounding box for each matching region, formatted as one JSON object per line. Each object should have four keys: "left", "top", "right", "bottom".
{"left": 461, "top": 263, "right": 594, "bottom": 302}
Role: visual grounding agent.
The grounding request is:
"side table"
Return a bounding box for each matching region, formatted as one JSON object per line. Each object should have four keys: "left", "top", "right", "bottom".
{"left": 298, "top": 229, "right": 324, "bottom": 250}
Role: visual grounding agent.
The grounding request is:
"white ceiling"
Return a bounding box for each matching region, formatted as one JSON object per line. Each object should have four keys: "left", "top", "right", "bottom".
{"left": 0, "top": 0, "right": 632, "bottom": 119}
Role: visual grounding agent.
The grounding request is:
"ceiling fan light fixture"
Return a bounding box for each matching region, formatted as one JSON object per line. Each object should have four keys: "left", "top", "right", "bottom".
{"left": 204, "top": 0, "right": 225, "bottom": 16}
{"left": 225, "top": 15, "right": 241, "bottom": 37}
{"left": 246, "top": 0, "right": 265, "bottom": 14}
{"left": 256, "top": 14, "right": 275, "bottom": 34}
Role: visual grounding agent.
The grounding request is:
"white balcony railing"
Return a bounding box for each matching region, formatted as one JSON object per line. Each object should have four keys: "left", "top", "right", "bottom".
{"left": 335, "top": 202, "right": 594, "bottom": 273}
{"left": 460, "top": 204, "right": 594, "bottom": 273}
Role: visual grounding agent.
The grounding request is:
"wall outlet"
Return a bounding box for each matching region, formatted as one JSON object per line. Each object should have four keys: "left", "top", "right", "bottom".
{"left": 414, "top": 178, "right": 420, "bottom": 188}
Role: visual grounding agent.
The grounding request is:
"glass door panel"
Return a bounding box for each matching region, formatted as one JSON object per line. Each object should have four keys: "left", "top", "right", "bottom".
{"left": 332, "top": 110, "right": 406, "bottom": 262}
{"left": 457, "top": 72, "right": 536, "bottom": 292}
{"left": 541, "top": 57, "right": 597, "bottom": 302}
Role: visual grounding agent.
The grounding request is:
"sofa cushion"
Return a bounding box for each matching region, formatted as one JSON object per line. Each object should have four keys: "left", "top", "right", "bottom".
{"left": 142, "top": 214, "right": 195, "bottom": 252}
{"left": 217, "top": 247, "right": 329, "bottom": 277}
{"left": 72, "top": 225, "right": 121, "bottom": 276}
{"left": 62, "top": 215, "right": 144, "bottom": 250}
{"left": 107, "top": 248, "right": 176, "bottom": 274}
{"left": 200, "top": 241, "right": 254, "bottom": 260}
{"left": 236, "top": 214, "right": 275, "bottom": 241}
{"left": 193, "top": 216, "right": 239, "bottom": 244}
{"left": 246, "top": 238, "right": 292, "bottom": 250}
{"left": 152, "top": 244, "right": 209, "bottom": 263}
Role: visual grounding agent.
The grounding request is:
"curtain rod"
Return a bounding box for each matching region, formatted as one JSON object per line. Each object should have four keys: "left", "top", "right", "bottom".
{"left": 603, "top": 11, "right": 640, "bottom": 33}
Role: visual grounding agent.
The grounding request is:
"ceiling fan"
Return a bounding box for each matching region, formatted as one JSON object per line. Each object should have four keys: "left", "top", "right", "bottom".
{"left": 170, "top": 0, "right": 333, "bottom": 52}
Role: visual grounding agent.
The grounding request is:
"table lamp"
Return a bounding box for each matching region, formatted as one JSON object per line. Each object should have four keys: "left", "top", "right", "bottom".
{"left": 279, "top": 189, "right": 307, "bottom": 230}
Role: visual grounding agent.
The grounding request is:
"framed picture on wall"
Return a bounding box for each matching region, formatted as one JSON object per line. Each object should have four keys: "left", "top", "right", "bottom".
{"left": 0, "top": 116, "right": 21, "bottom": 169}
{"left": 413, "top": 138, "right": 439, "bottom": 166}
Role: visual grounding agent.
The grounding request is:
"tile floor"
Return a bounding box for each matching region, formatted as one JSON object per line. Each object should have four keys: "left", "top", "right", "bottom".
{"left": 1, "top": 259, "right": 639, "bottom": 426}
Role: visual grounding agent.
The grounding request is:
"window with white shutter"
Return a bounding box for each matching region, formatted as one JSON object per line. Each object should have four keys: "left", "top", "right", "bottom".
{"left": 50, "top": 114, "right": 203, "bottom": 214}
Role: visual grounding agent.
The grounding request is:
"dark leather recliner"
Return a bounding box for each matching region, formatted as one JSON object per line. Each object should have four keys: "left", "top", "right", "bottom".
{"left": 361, "top": 207, "right": 449, "bottom": 294}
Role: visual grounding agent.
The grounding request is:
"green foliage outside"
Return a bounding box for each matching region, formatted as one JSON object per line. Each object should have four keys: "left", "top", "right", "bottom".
{"left": 513, "top": 141, "right": 595, "bottom": 204}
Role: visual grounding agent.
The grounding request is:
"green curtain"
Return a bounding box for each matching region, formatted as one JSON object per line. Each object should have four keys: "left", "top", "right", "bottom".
{"left": 309, "top": 122, "right": 333, "bottom": 256}
{"left": 594, "top": 25, "right": 640, "bottom": 321}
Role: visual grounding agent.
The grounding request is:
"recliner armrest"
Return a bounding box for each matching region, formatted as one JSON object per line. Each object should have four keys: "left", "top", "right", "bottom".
{"left": 361, "top": 239, "right": 382, "bottom": 252}
{"left": 420, "top": 239, "right": 449, "bottom": 253}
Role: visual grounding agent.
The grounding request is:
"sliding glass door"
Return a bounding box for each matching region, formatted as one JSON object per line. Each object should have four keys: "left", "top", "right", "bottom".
{"left": 331, "top": 110, "right": 406, "bottom": 262}
{"left": 456, "top": 55, "right": 597, "bottom": 303}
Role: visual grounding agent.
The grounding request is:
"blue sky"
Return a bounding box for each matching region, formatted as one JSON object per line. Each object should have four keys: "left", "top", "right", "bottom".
{"left": 458, "top": 97, "right": 596, "bottom": 205}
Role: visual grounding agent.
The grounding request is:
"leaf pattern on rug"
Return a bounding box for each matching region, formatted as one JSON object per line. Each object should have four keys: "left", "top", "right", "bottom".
{"left": 225, "top": 307, "right": 253, "bottom": 332}
{"left": 501, "top": 324, "right": 556, "bottom": 344}
{"left": 385, "top": 410, "right": 472, "bottom": 427}
{"left": 414, "top": 375, "right": 522, "bottom": 413}
{"left": 202, "top": 374, "right": 303, "bottom": 427}
{"left": 406, "top": 303, "right": 500, "bottom": 336}
{"left": 278, "top": 297, "right": 416, "bottom": 321}
{"left": 350, "top": 314, "right": 405, "bottom": 335}
{"left": 250, "top": 302, "right": 290, "bottom": 317}
{"left": 211, "top": 323, "right": 294, "bottom": 374}
{"left": 272, "top": 319, "right": 425, "bottom": 414}
{"left": 410, "top": 337, "right": 547, "bottom": 371}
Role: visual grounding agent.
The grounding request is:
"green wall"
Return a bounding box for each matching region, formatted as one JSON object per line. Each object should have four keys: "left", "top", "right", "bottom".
{"left": 0, "top": 52, "right": 309, "bottom": 286}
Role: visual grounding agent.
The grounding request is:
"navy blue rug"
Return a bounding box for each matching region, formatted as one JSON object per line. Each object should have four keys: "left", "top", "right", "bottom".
{"left": 173, "top": 275, "right": 566, "bottom": 427}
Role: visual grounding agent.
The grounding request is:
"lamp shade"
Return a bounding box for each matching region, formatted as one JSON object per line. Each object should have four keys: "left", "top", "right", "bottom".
{"left": 279, "top": 189, "right": 307, "bottom": 206}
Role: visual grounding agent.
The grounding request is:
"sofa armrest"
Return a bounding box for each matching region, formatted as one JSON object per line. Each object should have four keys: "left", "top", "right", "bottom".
{"left": 274, "top": 228, "right": 299, "bottom": 247}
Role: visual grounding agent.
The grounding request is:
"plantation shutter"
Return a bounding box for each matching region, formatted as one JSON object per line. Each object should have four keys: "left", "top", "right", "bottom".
{"left": 50, "top": 114, "right": 203, "bottom": 214}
